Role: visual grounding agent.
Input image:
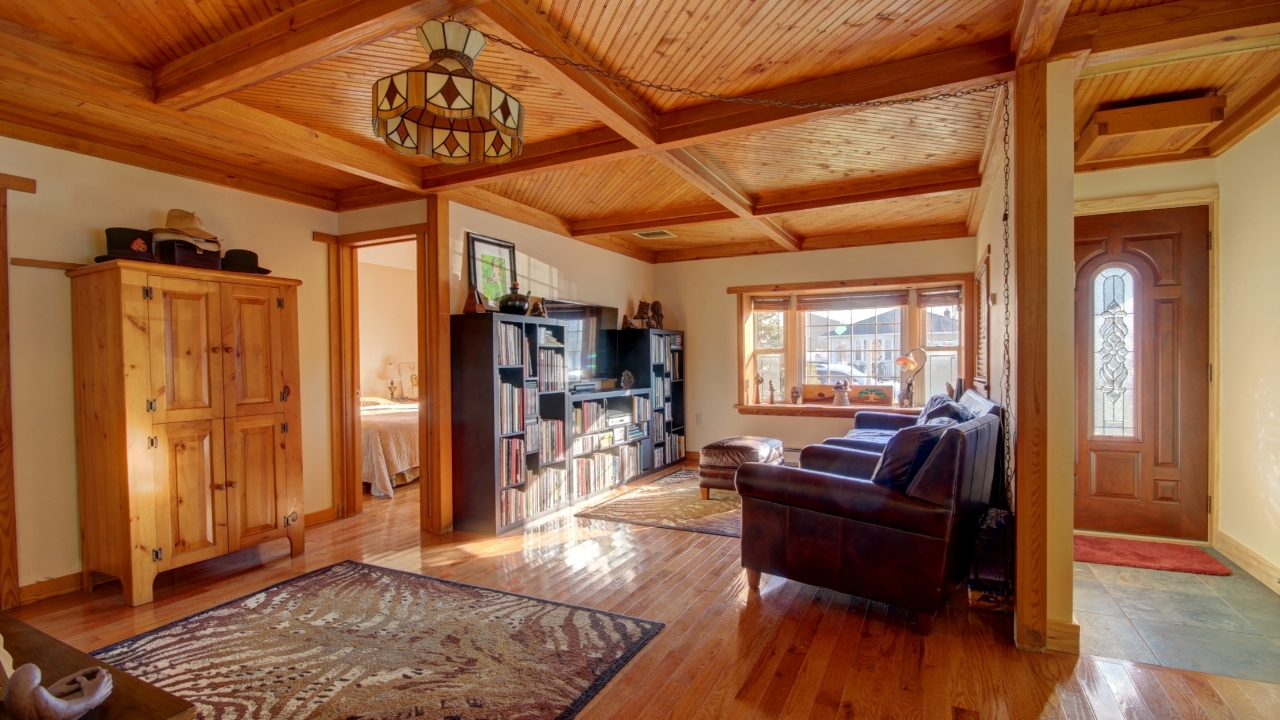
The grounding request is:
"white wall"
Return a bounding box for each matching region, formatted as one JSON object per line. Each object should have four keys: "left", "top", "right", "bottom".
{"left": 1075, "top": 158, "right": 1218, "bottom": 203}
{"left": 653, "top": 237, "right": 978, "bottom": 452}
{"left": 1, "top": 136, "right": 336, "bottom": 587}
{"left": 357, "top": 254, "right": 418, "bottom": 400}
{"left": 1216, "top": 117, "right": 1280, "bottom": 570}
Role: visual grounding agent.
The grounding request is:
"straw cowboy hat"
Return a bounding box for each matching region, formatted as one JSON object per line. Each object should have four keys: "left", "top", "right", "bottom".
{"left": 149, "top": 209, "right": 221, "bottom": 251}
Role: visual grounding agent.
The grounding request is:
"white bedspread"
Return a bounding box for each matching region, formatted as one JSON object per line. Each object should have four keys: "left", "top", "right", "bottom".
{"left": 361, "top": 405, "right": 419, "bottom": 498}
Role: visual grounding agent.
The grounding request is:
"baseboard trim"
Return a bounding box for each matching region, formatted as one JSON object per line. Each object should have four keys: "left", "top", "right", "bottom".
{"left": 1046, "top": 617, "right": 1080, "bottom": 654}
{"left": 305, "top": 508, "right": 337, "bottom": 528}
{"left": 685, "top": 450, "right": 700, "bottom": 464}
{"left": 1214, "top": 531, "right": 1280, "bottom": 597}
{"left": 1074, "top": 528, "right": 1209, "bottom": 547}
{"left": 19, "top": 572, "right": 81, "bottom": 605}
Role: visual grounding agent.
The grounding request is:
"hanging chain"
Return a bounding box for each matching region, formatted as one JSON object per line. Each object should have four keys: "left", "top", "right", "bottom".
{"left": 482, "top": 32, "right": 1005, "bottom": 110}
{"left": 1000, "top": 86, "right": 1015, "bottom": 512}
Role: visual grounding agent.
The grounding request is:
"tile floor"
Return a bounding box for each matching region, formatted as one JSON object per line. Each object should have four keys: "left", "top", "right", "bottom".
{"left": 1075, "top": 548, "right": 1280, "bottom": 684}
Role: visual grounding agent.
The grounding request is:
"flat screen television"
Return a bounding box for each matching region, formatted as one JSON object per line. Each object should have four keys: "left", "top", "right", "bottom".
{"left": 542, "top": 299, "right": 618, "bottom": 384}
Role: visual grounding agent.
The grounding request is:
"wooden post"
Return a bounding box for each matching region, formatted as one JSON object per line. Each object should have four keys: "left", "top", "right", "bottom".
{"left": 420, "top": 195, "right": 453, "bottom": 534}
{"left": 1014, "top": 61, "right": 1049, "bottom": 651}
{"left": 0, "top": 173, "right": 36, "bottom": 609}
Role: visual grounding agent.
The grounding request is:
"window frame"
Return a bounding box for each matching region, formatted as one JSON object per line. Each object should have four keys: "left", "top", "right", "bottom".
{"left": 733, "top": 274, "right": 976, "bottom": 417}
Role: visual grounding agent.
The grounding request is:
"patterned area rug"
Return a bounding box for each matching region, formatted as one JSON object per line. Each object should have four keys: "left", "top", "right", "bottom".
{"left": 93, "top": 561, "right": 663, "bottom": 720}
{"left": 575, "top": 469, "right": 741, "bottom": 537}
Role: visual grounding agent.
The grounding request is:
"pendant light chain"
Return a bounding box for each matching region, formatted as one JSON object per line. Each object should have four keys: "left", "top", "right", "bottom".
{"left": 483, "top": 32, "right": 1005, "bottom": 110}
{"left": 999, "top": 86, "right": 1015, "bottom": 512}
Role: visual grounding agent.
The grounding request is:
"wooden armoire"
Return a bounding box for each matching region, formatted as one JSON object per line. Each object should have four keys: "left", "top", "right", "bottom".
{"left": 68, "top": 260, "right": 305, "bottom": 606}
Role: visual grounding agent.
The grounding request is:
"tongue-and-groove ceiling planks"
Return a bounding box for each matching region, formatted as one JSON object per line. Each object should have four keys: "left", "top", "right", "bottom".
{"left": 0, "top": 0, "right": 1278, "bottom": 260}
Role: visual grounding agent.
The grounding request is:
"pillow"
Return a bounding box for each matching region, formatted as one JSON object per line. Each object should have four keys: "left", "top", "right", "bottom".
{"left": 360, "top": 396, "right": 396, "bottom": 407}
{"left": 870, "top": 423, "right": 949, "bottom": 492}
{"left": 914, "top": 394, "right": 954, "bottom": 425}
{"left": 922, "top": 400, "right": 974, "bottom": 424}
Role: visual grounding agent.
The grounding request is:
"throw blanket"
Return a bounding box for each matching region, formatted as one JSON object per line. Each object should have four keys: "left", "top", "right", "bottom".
{"left": 361, "top": 405, "right": 419, "bottom": 498}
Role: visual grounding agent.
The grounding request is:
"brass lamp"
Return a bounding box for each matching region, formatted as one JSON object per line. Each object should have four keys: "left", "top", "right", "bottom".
{"left": 895, "top": 347, "right": 927, "bottom": 408}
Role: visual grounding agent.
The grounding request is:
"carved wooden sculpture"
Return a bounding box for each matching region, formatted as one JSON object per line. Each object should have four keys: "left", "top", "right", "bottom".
{"left": 2, "top": 664, "right": 112, "bottom": 720}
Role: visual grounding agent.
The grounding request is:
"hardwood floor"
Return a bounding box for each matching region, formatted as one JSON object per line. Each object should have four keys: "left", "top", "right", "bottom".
{"left": 12, "top": 474, "right": 1280, "bottom": 719}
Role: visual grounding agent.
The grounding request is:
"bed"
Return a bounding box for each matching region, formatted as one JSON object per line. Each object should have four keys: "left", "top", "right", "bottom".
{"left": 361, "top": 399, "right": 420, "bottom": 498}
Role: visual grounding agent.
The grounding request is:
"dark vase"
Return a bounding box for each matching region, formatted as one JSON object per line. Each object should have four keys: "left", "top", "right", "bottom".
{"left": 498, "top": 282, "right": 529, "bottom": 314}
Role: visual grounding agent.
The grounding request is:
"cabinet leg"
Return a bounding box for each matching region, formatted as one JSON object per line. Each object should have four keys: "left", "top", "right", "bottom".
{"left": 746, "top": 568, "right": 761, "bottom": 591}
{"left": 123, "top": 569, "right": 156, "bottom": 607}
{"left": 288, "top": 527, "right": 305, "bottom": 557}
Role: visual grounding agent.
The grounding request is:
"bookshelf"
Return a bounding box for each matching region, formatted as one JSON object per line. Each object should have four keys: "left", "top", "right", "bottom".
{"left": 451, "top": 313, "right": 658, "bottom": 535}
{"left": 619, "top": 328, "right": 687, "bottom": 473}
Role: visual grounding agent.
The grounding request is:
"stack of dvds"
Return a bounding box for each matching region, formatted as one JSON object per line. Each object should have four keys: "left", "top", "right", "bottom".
{"left": 499, "top": 437, "right": 524, "bottom": 487}
{"left": 499, "top": 487, "right": 526, "bottom": 527}
{"left": 497, "top": 323, "right": 523, "bottom": 365}
{"left": 653, "top": 377, "right": 666, "bottom": 409}
{"left": 539, "top": 418, "right": 565, "bottom": 461}
{"left": 538, "top": 349, "right": 566, "bottom": 391}
{"left": 499, "top": 382, "right": 523, "bottom": 434}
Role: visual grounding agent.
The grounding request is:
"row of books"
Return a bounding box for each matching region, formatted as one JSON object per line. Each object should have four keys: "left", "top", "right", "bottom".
{"left": 499, "top": 437, "right": 525, "bottom": 488}
{"left": 524, "top": 468, "right": 568, "bottom": 517}
{"left": 571, "top": 421, "right": 648, "bottom": 457}
{"left": 497, "top": 323, "right": 525, "bottom": 366}
{"left": 575, "top": 452, "right": 621, "bottom": 496}
{"left": 653, "top": 377, "right": 667, "bottom": 409}
{"left": 499, "top": 382, "right": 524, "bottom": 434}
{"left": 631, "top": 395, "right": 651, "bottom": 422}
{"left": 539, "top": 418, "right": 565, "bottom": 461}
{"left": 575, "top": 400, "right": 621, "bottom": 434}
{"left": 524, "top": 380, "right": 538, "bottom": 420}
{"left": 538, "top": 348, "right": 566, "bottom": 391}
{"left": 619, "top": 443, "right": 642, "bottom": 481}
{"left": 499, "top": 487, "right": 526, "bottom": 527}
{"left": 653, "top": 433, "right": 685, "bottom": 468}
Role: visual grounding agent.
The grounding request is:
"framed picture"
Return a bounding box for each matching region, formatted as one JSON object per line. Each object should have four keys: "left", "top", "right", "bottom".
{"left": 467, "top": 232, "right": 516, "bottom": 306}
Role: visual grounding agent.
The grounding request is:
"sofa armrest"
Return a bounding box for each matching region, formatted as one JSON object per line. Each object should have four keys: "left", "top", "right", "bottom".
{"left": 736, "top": 463, "right": 952, "bottom": 538}
{"left": 822, "top": 437, "right": 888, "bottom": 453}
{"left": 853, "top": 411, "right": 918, "bottom": 430}
{"left": 800, "top": 444, "right": 880, "bottom": 478}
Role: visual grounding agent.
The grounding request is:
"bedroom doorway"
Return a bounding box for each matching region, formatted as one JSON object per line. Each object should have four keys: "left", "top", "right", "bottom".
{"left": 356, "top": 241, "right": 422, "bottom": 506}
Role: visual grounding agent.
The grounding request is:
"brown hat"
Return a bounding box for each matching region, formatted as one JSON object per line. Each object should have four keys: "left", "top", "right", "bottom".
{"left": 149, "top": 209, "right": 220, "bottom": 249}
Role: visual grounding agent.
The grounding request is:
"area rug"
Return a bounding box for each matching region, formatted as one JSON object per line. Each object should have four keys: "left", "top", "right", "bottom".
{"left": 92, "top": 561, "right": 663, "bottom": 720}
{"left": 1074, "top": 535, "right": 1231, "bottom": 575}
{"left": 575, "top": 469, "right": 741, "bottom": 537}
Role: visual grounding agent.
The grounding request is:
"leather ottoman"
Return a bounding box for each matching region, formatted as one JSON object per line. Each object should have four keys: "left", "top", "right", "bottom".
{"left": 699, "top": 436, "right": 783, "bottom": 499}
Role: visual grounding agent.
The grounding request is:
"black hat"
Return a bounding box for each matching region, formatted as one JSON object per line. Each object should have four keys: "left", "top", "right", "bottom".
{"left": 221, "top": 249, "right": 271, "bottom": 275}
{"left": 96, "top": 228, "right": 159, "bottom": 263}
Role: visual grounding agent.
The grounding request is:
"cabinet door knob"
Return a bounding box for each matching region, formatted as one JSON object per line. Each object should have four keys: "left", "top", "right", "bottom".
{"left": 227, "top": 482, "right": 239, "bottom": 489}
{"left": 211, "top": 347, "right": 220, "bottom": 353}
{"left": 214, "top": 483, "right": 226, "bottom": 491}
{"left": 224, "top": 346, "right": 234, "bottom": 353}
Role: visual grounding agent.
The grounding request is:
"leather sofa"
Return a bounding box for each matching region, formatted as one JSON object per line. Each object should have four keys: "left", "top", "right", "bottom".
{"left": 735, "top": 411, "right": 1000, "bottom": 635}
{"left": 824, "top": 390, "right": 1001, "bottom": 455}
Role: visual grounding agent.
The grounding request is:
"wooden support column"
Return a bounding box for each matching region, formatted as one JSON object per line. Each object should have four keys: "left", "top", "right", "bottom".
{"left": 0, "top": 173, "right": 36, "bottom": 609}
{"left": 1014, "top": 61, "right": 1049, "bottom": 651}
{"left": 419, "top": 195, "right": 452, "bottom": 534}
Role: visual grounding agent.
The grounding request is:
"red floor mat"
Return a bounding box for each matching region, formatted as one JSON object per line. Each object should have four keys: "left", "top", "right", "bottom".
{"left": 1074, "top": 535, "right": 1231, "bottom": 575}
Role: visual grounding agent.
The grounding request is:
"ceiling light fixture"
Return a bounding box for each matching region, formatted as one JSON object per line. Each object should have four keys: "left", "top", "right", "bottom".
{"left": 372, "top": 19, "right": 524, "bottom": 164}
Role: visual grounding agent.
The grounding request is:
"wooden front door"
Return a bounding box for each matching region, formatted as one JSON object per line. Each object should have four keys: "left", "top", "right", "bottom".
{"left": 148, "top": 277, "right": 223, "bottom": 423}
{"left": 152, "top": 420, "right": 227, "bottom": 571}
{"left": 1074, "top": 206, "right": 1210, "bottom": 540}
{"left": 220, "top": 284, "right": 286, "bottom": 417}
{"left": 225, "top": 413, "right": 289, "bottom": 550}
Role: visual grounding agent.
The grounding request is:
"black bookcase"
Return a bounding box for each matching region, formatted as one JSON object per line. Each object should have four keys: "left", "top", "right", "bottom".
{"left": 618, "top": 328, "right": 687, "bottom": 472}
{"left": 451, "top": 313, "right": 658, "bottom": 535}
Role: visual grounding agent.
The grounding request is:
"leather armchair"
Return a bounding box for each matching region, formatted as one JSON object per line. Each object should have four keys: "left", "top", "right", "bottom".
{"left": 736, "top": 413, "right": 1000, "bottom": 635}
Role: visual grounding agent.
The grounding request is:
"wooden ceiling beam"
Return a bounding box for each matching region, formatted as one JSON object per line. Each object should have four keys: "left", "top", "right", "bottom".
{"left": 474, "top": 0, "right": 658, "bottom": 147}
{"left": 968, "top": 84, "right": 1008, "bottom": 235}
{"left": 155, "top": 0, "right": 473, "bottom": 110}
{"left": 1052, "top": 0, "right": 1280, "bottom": 68}
{"left": 420, "top": 128, "right": 640, "bottom": 192}
{"left": 650, "top": 222, "right": 971, "bottom": 263}
{"left": 570, "top": 206, "right": 737, "bottom": 237}
{"left": 1013, "top": 0, "right": 1073, "bottom": 64}
{"left": 1205, "top": 71, "right": 1280, "bottom": 155}
{"left": 0, "top": 19, "right": 153, "bottom": 102}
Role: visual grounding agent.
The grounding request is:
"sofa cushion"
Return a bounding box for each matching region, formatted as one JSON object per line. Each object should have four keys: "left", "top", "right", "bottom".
{"left": 923, "top": 401, "right": 973, "bottom": 424}
{"left": 840, "top": 427, "right": 899, "bottom": 445}
{"left": 913, "top": 394, "right": 954, "bottom": 425}
{"left": 870, "top": 423, "right": 949, "bottom": 491}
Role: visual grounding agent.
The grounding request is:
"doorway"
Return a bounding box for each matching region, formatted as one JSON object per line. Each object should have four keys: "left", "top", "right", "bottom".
{"left": 1073, "top": 206, "right": 1210, "bottom": 540}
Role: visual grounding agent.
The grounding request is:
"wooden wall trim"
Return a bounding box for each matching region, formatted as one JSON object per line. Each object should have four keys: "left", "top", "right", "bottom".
{"left": 726, "top": 272, "right": 974, "bottom": 295}
{"left": 10, "top": 258, "right": 84, "bottom": 270}
{"left": 1014, "top": 61, "right": 1050, "bottom": 651}
{"left": 1046, "top": 617, "right": 1081, "bottom": 654}
{"left": 327, "top": 241, "right": 361, "bottom": 519}
{"left": 1214, "top": 531, "right": 1280, "bottom": 598}
{"left": 421, "top": 197, "right": 452, "bottom": 533}
{"left": 18, "top": 572, "right": 80, "bottom": 606}
{"left": 0, "top": 175, "right": 35, "bottom": 610}
{"left": 304, "top": 507, "right": 337, "bottom": 528}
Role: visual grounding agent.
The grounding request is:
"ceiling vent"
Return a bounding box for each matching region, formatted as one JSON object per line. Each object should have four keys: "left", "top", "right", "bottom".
{"left": 634, "top": 229, "right": 677, "bottom": 240}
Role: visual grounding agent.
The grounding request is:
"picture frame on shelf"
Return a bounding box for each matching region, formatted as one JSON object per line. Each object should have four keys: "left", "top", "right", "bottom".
{"left": 466, "top": 232, "right": 517, "bottom": 310}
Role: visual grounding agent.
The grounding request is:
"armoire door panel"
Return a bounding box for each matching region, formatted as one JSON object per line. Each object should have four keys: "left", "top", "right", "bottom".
{"left": 226, "top": 413, "right": 288, "bottom": 550}
{"left": 221, "top": 284, "right": 285, "bottom": 417}
{"left": 152, "top": 420, "right": 227, "bottom": 570}
{"left": 148, "top": 277, "right": 223, "bottom": 423}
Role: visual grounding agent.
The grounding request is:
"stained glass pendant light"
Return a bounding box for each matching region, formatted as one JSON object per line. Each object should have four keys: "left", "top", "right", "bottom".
{"left": 372, "top": 19, "right": 524, "bottom": 164}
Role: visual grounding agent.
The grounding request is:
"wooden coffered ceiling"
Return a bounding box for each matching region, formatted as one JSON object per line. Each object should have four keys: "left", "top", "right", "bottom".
{"left": 1, "top": 0, "right": 1279, "bottom": 262}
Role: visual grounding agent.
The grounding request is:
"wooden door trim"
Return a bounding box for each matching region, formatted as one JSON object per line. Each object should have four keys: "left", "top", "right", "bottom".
{"left": 1073, "top": 188, "right": 1220, "bottom": 544}
{"left": 0, "top": 174, "right": 35, "bottom": 609}
{"left": 315, "top": 233, "right": 362, "bottom": 520}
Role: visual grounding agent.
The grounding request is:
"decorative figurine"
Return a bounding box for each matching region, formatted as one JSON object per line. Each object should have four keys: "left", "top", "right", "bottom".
{"left": 633, "top": 301, "right": 652, "bottom": 325}
{"left": 650, "top": 301, "right": 665, "bottom": 329}
{"left": 767, "top": 380, "right": 777, "bottom": 404}
{"left": 754, "top": 373, "right": 764, "bottom": 404}
{"left": 2, "top": 663, "right": 113, "bottom": 720}
{"left": 833, "top": 380, "right": 851, "bottom": 406}
{"left": 463, "top": 284, "right": 487, "bottom": 313}
{"left": 527, "top": 297, "right": 547, "bottom": 317}
{"left": 620, "top": 369, "right": 635, "bottom": 389}
{"left": 498, "top": 282, "right": 530, "bottom": 315}
{"left": 791, "top": 386, "right": 801, "bottom": 404}
{"left": 621, "top": 314, "right": 636, "bottom": 330}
